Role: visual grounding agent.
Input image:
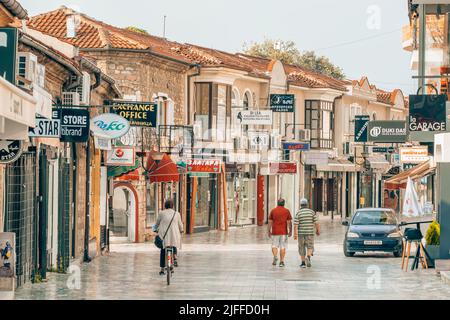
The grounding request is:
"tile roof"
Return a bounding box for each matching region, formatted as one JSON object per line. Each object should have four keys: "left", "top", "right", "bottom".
{"left": 27, "top": 6, "right": 351, "bottom": 90}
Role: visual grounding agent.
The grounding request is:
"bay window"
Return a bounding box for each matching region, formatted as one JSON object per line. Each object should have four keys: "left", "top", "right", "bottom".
{"left": 305, "top": 100, "right": 334, "bottom": 149}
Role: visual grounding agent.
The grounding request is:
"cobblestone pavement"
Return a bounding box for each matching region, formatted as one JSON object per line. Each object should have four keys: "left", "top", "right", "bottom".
{"left": 9, "top": 216, "right": 450, "bottom": 300}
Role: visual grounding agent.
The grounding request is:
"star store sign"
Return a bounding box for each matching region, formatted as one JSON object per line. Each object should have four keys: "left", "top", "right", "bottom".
{"left": 187, "top": 159, "right": 222, "bottom": 173}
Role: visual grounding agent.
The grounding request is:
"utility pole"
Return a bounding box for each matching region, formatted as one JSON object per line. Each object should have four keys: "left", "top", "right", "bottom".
{"left": 163, "top": 15, "right": 167, "bottom": 39}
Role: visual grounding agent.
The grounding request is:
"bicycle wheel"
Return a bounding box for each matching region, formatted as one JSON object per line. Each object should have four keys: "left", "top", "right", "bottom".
{"left": 166, "top": 250, "right": 171, "bottom": 285}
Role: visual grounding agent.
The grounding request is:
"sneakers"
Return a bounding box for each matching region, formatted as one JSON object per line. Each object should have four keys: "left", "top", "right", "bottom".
{"left": 272, "top": 256, "right": 278, "bottom": 266}
{"left": 300, "top": 262, "right": 306, "bottom": 268}
{"left": 279, "top": 261, "right": 285, "bottom": 267}
{"left": 306, "top": 256, "right": 312, "bottom": 268}
{"left": 159, "top": 270, "right": 165, "bottom": 276}
{"left": 174, "top": 259, "right": 178, "bottom": 267}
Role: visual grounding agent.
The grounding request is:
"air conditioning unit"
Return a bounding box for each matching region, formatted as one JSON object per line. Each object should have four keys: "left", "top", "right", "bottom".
{"left": 62, "top": 92, "right": 80, "bottom": 106}
{"left": 233, "top": 137, "right": 241, "bottom": 150}
{"left": 75, "top": 71, "right": 91, "bottom": 105}
{"left": 17, "top": 52, "right": 38, "bottom": 90}
{"left": 270, "top": 134, "right": 281, "bottom": 149}
{"left": 296, "top": 129, "right": 311, "bottom": 141}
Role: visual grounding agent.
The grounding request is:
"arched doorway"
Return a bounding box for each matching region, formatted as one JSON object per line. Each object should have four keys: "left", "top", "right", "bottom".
{"left": 111, "top": 183, "right": 138, "bottom": 243}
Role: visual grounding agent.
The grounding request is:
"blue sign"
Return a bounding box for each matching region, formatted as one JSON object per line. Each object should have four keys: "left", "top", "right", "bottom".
{"left": 282, "top": 142, "right": 310, "bottom": 151}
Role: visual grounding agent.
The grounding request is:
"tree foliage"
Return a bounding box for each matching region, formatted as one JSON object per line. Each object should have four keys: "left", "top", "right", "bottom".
{"left": 242, "top": 39, "right": 345, "bottom": 80}
{"left": 125, "top": 26, "right": 149, "bottom": 35}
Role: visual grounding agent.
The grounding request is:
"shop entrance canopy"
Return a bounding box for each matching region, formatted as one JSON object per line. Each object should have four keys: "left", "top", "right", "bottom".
{"left": 384, "top": 160, "right": 435, "bottom": 190}
{"left": 146, "top": 152, "right": 179, "bottom": 183}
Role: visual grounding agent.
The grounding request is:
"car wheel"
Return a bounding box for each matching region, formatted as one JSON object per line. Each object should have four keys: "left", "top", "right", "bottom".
{"left": 343, "top": 242, "right": 355, "bottom": 257}
{"left": 393, "top": 249, "right": 402, "bottom": 258}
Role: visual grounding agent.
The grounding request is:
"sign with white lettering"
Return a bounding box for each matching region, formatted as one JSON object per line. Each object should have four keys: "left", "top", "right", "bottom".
{"left": 368, "top": 121, "right": 407, "bottom": 143}
{"left": 187, "top": 159, "right": 222, "bottom": 173}
{"left": 248, "top": 132, "right": 270, "bottom": 149}
{"left": 54, "top": 108, "right": 90, "bottom": 143}
{"left": 236, "top": 110, "right": 272, "bottom": 125}
{"left": 107, "top": 101, "right": 158, "bottom": 127}
{"left": 28, "top": 117, "right": 60, "bottom": 138}
{"left": 409, "top": 94, "right": 447, "bottom": 132}
{"left": 270, "top": 94, "right": 294, "bottom": 112}
{"left": 0, "top": 140, "right": 23, "bottom": 164}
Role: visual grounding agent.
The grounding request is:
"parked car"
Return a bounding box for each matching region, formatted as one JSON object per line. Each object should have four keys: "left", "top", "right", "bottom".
{"left": 342, "top": 208, "right": 403, "bottom": 257}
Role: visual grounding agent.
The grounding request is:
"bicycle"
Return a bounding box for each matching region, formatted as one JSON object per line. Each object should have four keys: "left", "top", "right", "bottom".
{"left": 165, "top": 246, "right": 175, "bottom": 285}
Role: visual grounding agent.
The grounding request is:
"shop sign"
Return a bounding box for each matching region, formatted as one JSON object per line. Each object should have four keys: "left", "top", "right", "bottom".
{"left": 0, "top": 140, "right": 23, "bottom": 164}
{"left": 187, "top": 159, "right": 221, "bottom": 173}
{"left": 399, "top": 147, "right": 429, "bottom": 164}
{"left": 368, "top": 121, "right": 407, "bottom": 143}
{"left": 105, "top": 147, "right": 135, "bottom": 166}
{"left": 269, "top": 162, "right": 297, "bottom": 174}
{"left": 270, "top": 94, "right": 294, "bottom": 112}
{"left": 282, "top": 142, "right": 310, "bottom": 151}
{"left": 236, "top": 110, "right": 272, "bottom": 125}
{"left": 354, "top": 115, "right": 370, "bottom": 142}
{"left": 94, "top": 136, "right": 112, "bottom": 151}
{"left": 0, "top": 28, "right": 18, "bottom": 84}
{"left": 248, "top": 132, "right": 270, "bottom": 149}
{"left": 91, "top": 113, "right": 130, "bottom": 139}
{"left": 371, "top": 147, "right": 395, "bottom": 153}
{"left": 409, "top": 94, "right": 447, "bottom": 132}
{"left": 54, "top": 108, "right": 90, "bottom": 143}
{"left": 28, "top": 116, "right": 60, "bottom": 138}
{"left": 107, "top": 101, "right": 158, "bottom": 127}
{"left": 303, "top": 151, "right": 328, "bottom": 166}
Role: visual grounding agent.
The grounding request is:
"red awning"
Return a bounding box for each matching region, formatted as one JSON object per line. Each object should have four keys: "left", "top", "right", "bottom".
{"left": 147, "top": 153, "right": 179, "bottom": 183}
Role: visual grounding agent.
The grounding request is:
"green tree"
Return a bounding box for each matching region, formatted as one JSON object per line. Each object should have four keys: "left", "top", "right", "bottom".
{"left": 242, "top": 39, "right": 345, "bottom": 80}
{"left": 125, "top": 26, "right": 149, "bottom": 35}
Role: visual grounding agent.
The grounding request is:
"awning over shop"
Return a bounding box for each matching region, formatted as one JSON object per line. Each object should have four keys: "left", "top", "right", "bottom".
{"left": 384, "top": 160, "right": 435, "bottom": 190}
{"left": 147, "top": 153, "right": 179, "bottom": 183}
{"left": 316, "top": 158, "right": 360, "bottom": 172}
{"left": 108, "top": 159, "right": 140, "bottom": 178}
{"left": 367, "top": 155, "right": 391, "bottom": 172}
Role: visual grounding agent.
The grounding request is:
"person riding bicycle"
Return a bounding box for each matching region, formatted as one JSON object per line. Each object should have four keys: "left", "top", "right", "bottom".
{"left": 155, "top": 199, "right": 184, "bottom": 276}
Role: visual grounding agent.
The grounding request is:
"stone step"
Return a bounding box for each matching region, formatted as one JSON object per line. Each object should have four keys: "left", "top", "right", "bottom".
{"left": 435, "top": 259, "right": 450, "bottom": 273}
{"left": 441, "top": 271, "right": 450, "bottom": 286}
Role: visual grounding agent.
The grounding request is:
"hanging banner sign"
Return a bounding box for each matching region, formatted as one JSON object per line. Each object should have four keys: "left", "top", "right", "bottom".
{"left": 91, "top": 113, "right": 130, "bottom": 139}
{"left": 270, "top": 94, "right": 295, "bottom": 112}
{"left": 107, "top": 101, "right": 158, "bottom": 127}
{"left": 187, "top": 159, "right": 221, "bottom": 173}
{"left": 282, "top": 142, "right": 310, "bottom": 151}
{"left": 105, "top": 147, "right": 135, "bottom": 166}
{"left": 0, "top": 140, "right": 23, "bottom": 164}
{"left": 0, "top": 28, "right": 18, "bottom": 84}
{"left": 236, "top": 110, "right": 272, "bottom": 125}
{"left": 399, "top": 146, "right": 429, "bottom": 164}
{"left": 354, "top": 115, "right": 370, "bottom": 142}
{"left": 368, "top": 121, "right": 407, "bottom": 143}
{"left": 269, "top": 162, "right": 297, "bottom": 174}
{"left": 28, "top": 117, "right": 60, "bottom": 138}
{"left": 94, "top": 136, "right": 112, "bottom": 151}
{"left": 409, "top": 94, "right": 447, "bottom": 132}
{"left": 53, "top": 108, "right": 90, "bottom": 143}
{"left": 248, "top": 132, "right": 270, "bottom": 149}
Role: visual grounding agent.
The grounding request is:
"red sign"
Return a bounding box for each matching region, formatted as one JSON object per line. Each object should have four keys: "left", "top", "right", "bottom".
{"left": 187, "top": 159, "right": 222, "bottom": 173}
{"left": 269, "top": 162, "right": 297, "bottom": 174}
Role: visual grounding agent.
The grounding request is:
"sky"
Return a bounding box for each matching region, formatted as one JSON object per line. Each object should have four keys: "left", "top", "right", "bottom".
{"left": 20, "top": 0, "right": 415, "bottom": 94}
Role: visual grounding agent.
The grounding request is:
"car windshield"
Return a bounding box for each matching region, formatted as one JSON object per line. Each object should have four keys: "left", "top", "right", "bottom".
{"left": 352, "top": 211, "right": 397, "bottom": 225}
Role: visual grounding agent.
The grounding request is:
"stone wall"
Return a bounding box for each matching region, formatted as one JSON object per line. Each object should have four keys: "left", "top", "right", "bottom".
{"left": 85, "top": 50, "right": 189, "bottom": 125}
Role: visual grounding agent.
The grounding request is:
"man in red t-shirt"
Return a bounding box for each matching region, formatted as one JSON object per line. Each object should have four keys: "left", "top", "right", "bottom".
{"left": 268, "top": 199, "right": 292, "bottom": 267}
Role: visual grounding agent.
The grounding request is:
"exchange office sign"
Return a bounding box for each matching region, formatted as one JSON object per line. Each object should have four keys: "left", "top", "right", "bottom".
{"left": 0, "top": 140, "right": 23, "bottom": 164}
{"left": 354, "top": 115, "right": 370, "bottom": 142}
{"left": 107, "top": 101, "right": 158, "bottom": 127}
{"left": 368, "top": 121, "right": 407, "bottom": 143}
{"left": 236, "top": 110, "right": 272, "bottom": 125}
{"left": 270, "top": 94, "right": 294, "bottom": 112}
{"left": 409, "top": 94, "right": 447, "bottom": 132}
{"left": 54, "top": 108, "right": 90, "bottom": 143}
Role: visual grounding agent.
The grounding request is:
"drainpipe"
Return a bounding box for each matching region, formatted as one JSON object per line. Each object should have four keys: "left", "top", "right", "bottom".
{"left": 83, "top": 140, "right": 91, "bottom": 262}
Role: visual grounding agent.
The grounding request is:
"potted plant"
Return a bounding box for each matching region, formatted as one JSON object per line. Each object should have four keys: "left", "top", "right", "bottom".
{"left": 425, "top": 220, "right": 440, "bottom": 266}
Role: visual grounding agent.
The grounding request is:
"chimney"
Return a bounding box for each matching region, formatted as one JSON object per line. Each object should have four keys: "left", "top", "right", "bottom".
{"left": 66, "top": 13, "right": 79, "bottom": 38}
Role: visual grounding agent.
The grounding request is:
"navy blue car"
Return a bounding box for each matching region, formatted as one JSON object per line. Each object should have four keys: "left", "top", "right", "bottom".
{"left": 342, "top": 208, "right": 403, "bottom": 257}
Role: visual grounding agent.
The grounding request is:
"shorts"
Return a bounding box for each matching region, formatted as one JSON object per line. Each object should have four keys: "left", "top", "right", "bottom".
{"left": 271, "top": 235, "right": 288, "bottom": 249}
{"left": 298, "top": 234, "right": 315, "bottom": 256}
